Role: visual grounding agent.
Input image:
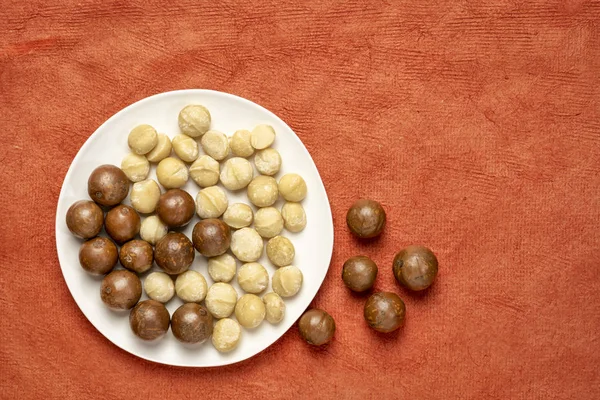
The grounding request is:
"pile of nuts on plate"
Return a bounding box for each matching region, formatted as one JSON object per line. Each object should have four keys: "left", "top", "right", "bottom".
{"left": 66, "top": 104, "right": 310, "bottom": 352}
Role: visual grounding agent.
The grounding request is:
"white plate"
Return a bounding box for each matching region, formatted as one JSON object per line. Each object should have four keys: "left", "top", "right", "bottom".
{"left": 55, "top": 89, "right": 334, "bottom": 367}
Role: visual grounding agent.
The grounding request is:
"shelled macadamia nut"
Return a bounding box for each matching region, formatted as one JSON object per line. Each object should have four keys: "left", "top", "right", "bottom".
{"left": 146, "top": 133, "right": 172, "bottom": 163}
{"left": 237, "top": 262, "right": 269, "bottom": 294}
{"left": 281, "top": 202, "right": 307, "bottom": 233}
{"left": 130, "top": 179, "right": 161, "bottom": 214}
{"left": 208, "top": 253, "right": 237, "bottom": 283}
{"left": 196, "top": 186, "right": 228, "bottom": 218}
{"left": 212, "top": 318, "right": 242, "bottom": 352}
{"left": 247, "top": 176, "right": 278, "bottom": 207}
{"left": 254, "top": 207, "right": 284, "bottom": 238}
{"left": 266, "top": 236, "right": 295, "bottom": 267}
{"left": 205, "top": 282, "right": 238, "bottom": 319}
{"left": 220, "top": 157, "right": 253, "bottom": 191}
{"left": 230, "top": 227, "right": 263, "bottom": 262}
{"left": 222, "top": 203, "right": 254, "bottom": 229}
{"left": 272, "top": 265, "right": 303, "bottom": 297}
{"left": 175, "top": 270, "right": 208, "bottom": 303}
{"left": 144, "top": 272, "right": 175, "bottom": 303}
{"left": 156, "top": 157, "right": 188, "bottom": 189}
{"left": 278, "top": 173, "right": 307, "bottom": 202}
{"left": 178, "top": 105, "right": 211, "bottom": 138}
{"left": 201, "top": 130, "right": 229, "bottom": 160}
{"left": 171, "top": 134, "right": 199, "bottom": 162}
{"left": 263, "top": 292, "right": 285, "bottom": 324}
{"left": 254, "top": 148, "right": 281, "bottom": 176}
{"left": 235, "top": 294, "right": 266, "bottom": 329}
{"left": 250, "top": 124, "right": 275, "bottom": 150}
{"left": 230, "top": 129, "right": 254, "bottom": 158}
{"left": 121, "top": 153, "right": 150, "bottom": 182}
{"left": 189, "top": 155, "right": 220, "bottom": 187}
{"left": 128, "top": 124, "right": 158, "bottom": 155}
{"left": 139, "top": 215, "right": 168, "bottom": 245}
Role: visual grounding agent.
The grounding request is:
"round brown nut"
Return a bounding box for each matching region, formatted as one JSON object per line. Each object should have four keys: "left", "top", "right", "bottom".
{"left": 298, "top": 309, "right": 335, "bottom": 346}
{"left": 87, "top": 165, "right": 129, "bottom": 207}
{"left": 364, "top": 292, "right": 405, "bottom": 333}
{"left": 129, "top": 300, "right": 170, "bottom": 341}
{"left": 105, "top": 205, "right": 140, "bottom": 244}
{"left": 154, "top": 232, "right": 195, "bottom": 275}
{"left": 393, "top": 245, "right": 438, "bottom": 291}
{"left": 119, "top": 240, "right": 154, "bottom": 273}
{"left": 192, "top": 219, "right": 231, "bottom": 257}
{"left": 342, "top": 256, "right": 378, "bottom": 292}
{"left": 346, "top": 199, "right": 386, "bottom": 239}
{"left": 171, "top": 303, "right": 213, "bottom": 344}
{"left": 100, "top": 270, "right": 142, "bottom": 310}
{"left": 66, "top": 200, "right": 104, "bottom": 239}
{"left": 78, "top": 237, "right": 118, "bottom": 275}
{"left": 156, "top": 189, "right": 195, "bottom": 228}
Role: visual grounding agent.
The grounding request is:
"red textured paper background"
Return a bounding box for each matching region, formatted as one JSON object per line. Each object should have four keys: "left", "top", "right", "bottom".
{"left": 1, "top": 0, "right": 599, "bottom": 398}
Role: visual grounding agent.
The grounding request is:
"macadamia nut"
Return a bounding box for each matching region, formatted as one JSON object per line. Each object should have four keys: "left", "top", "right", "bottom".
{"left": 172, "top": 134, "right": 199, "bottom": 162}
{"left": 250, "top": 124, "right": 275, "bottom": 150}
{"left": 121, "top": 153, "right": 150, "bottom": 182}
{"left": 196, "top": 186, "right": 228, "bottom": 218}
{"left": 220, "top": 157, "right": 253, "bottom": 191}
{"left": 144, "top": 272, "right": 175, "bottom": 303}
{"left": 278, "top": 173, "right": 307, "bottom": 202}
{"left": 222, "top": 203, "right": 254, "bottom": 229}
{"left": 247, "top": 176, "right": 279, "bottom": 207}
{"left": 230, "top": 228, "right": 263, "bottom": 262}
{"left": 266, "top": 236, "right": 295, "bottom": 267}
{"left": 237, "top": 262, "right": 269, "bottom": 294}
{"left": 156, "top": 157, "right": 188, "bottom": 189}
{"left": 178, "top": 105, "right": 211, "bottom": 138}
{"left": 272, "top": 265, "right": 303, "bottom": 297}
{"left": 263, "top": 292, "right": 285, "bottom": 324}
{"left": 128, "top": 124, "right": 158, "bottom": 155}
{"left": 235, "top": 294, "right": 266, "bottom": 329}
{"left": 230, "top": 129, "right": 254, "bottom": 157}
{"left": 189, "top": 155, "right": 219, "bottom": 187}
{"left": 175, "top": 270, "right": 208, "bottom": 303}
{"left": 146, "top": 133, "right": 172, "bottom": 163}
{"left": 130, "top": 179, "right": 160, "bottom": 214}
{"left": 208, "top": 253, "right": 237, "bottom": 283}
{"left": 212, "top": 318, "right": 242, "bottom": 352}
{"left": 201, "top": 130, "right": 229, "bottom": 160}
{"left": 254, "top": 148, "right": 281, "bottom": 176}
{"left": 205, "top": 282, "right": 238, "bottom": 318}
{"left": 139, "top": 215, "right": 168, "bottom": 245}
{"left": 254, "top": 207, "right": 284, "bottom": 238}
{"left": 281, "top": 202, "right": 307, "bottom": 233}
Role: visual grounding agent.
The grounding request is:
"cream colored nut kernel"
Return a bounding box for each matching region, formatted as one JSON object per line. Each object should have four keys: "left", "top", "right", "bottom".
{"left": 212, "top": 318, "right": 242, "bottom": 352}
{"left": 178, "top": 105, "right": 211, "bottom": 138}
{"left": 171, "top": 134, "right": 199, "bottom": 162}
{"left": 201, "top": 130, "right": 229, "bottom": 160}
{"left": 278, "top": 173, "right": 307, "bottom": 202}
{"left": 222, "top": 203, "right": 253, "bottom": 229}
{"left": 263, "top": 292, "right": 285, "bottom": 324}
{"left": 254, "top": 148, "right": 282, "bottom": 176}
{"left": 272, "top": 265, "right": 303, "bottom": 297}
{"left": 156, "top": 157, "right": 188, "bottom": 189}
{"left": 208, "top": 253, "right": 237, "bottom": 283}
{"left": 146, "top": 133, "right": 172, "bottom": 162}
{"left": 220, "top": 157, "right": 253, "bottom": 191}
{"left": 130, "top": 179, "right": 161, "bottom": 214}
{"left": 144, "top": 272, "right": 175, "bottom": 303}
{"left": 205, "top": 282, "right": 238, "bottom": 318}
{"left": 237, "top": 262, "right": 269, "bottom": 294}
{"left": 266, "top": 236, "right": 295, "bottom": 267}
{"left": 230, "top": 227, "right": 263, "bottom": 262}
{"left": 121, "top": 153, "right": 150, "bottom": 182}
{"left": 189, "top": 155, "right": 219, "bottom": 187}
{"left": 128, "top": 124, "right": 158, "bottom": 155}
{"left": 247, "top": 176, "right": 279, "bottom": 207}
{"left": 235, "top": 294, "right": 265, "bottom": 329}
{"left": 281, "top": 202, "right": 307, "bottom": 233}
{"left": 254, "top": 207, "right": 284, "bottom": 238}
{"left": 195, "top": 186, "right": 228, "bottom": 218}
{"left": 230, "top": 129, "right": 254, "bottom": 157}
{"left": 250, "top": 124, "right": 275, "bottom": 150}
{"left": 175, "top": 270, "right": 208, "bottom": 303}
{"left": 139, "top": 215, "right": 168, "bottom": 245}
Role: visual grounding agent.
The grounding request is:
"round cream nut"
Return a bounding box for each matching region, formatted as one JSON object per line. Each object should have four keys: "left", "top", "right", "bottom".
{"left": 171, "top": 134, "right": 199, "bottom": 162}
{"left": 205, "top": 283, "right": 238, "bottom": 319}
{"left": 201, "top": 130, "right": 229, "bottom": 160}
{"left": 121, "top": 153, "right": 150, "bottom": 182}
{"left": 237, "top": 263, "right": 269, "bottom": 294}
{"left": 175, "top": 270, "right": 208, "bottom": 303}
{"left": 130, "top": 179, "right": 161, "bottom": 214}
{"left": 263, "top": 292, "right": 285, "bottom": 324}
{"left": 220, "top": 157, "right": 253, "bottom": 191}
{"left": 230, "top": 227, "right": 263, "bottom": 262}
{"left": 281, "top": 202, "right": 307, "bottom": 233}
{"left": 128, "top": 124, "right": 158, "bottom": 155}
{"left": 278, "top": 173, "right": 307, "bottom": 202}
{"left": 144, "top": 272, "right": 175, "bottom": 303}
{"left": 266, "top": 236, "right": 295, "bottom": 267}
{"left": 195, "top": 186, "right": 228, "bottom": 218}
{"left": 235, "top": 294, "right": 265, "bottom": 329}
{"left": 250, "top": 124, "right": 275, "bottom": 150}
{"left": 272, "top": 265, "right": 303, "bottom": 297}
{"left": 208, "top": 253, "right": 237, "bottom": 283}
{"left": 156, "top": 157, "right": 189, "bottom": 189}
{"left": 212, "top": 318, "right": 242, "bottom": 352}
{"left": 247, "top": 176, "right": 279, "bottom": 207}
{"left": 254, "top": 207, "right": 284, "bottom": 238}
{"left": 254, "top": 148, "right": 281, "bottom": 176}
{"left": 178, "top": 105, "right": 211, "bottom": 138}
{"left": 222, "top": 203, "right": 253, "bottom": 229}
{"left": 139, "top": 215, "right": 168, "bottom": 245}
{"left": 189, "top": 155, "right": 220, "bottom": 187}
{"left": 146, "top": 133, "right": 172, "bottom": 163}
{"left": 230, "top": 129, "right": 254, "bottom": 157}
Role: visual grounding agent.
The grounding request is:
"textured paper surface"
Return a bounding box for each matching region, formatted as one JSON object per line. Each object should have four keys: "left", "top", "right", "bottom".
{"left": 1, "top": 1, "right": 599, "bottom": 398}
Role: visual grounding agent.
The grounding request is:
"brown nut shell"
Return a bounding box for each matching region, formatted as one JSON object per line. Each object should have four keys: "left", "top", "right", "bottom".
{"left": 154, "top": 232, "right": 195, "bottom": 274}
{"left": 100, "top": 270, "right": 142, "bottom": 310}
{"left": 79, "top": 237, "right": 118, "bottom": 275}
{"left": 129, "top": 300, "right": 170, "bottom": 340}
{"left": 342, "top": 256, "right": 378, "bottom": 292}
{"left": 192, "top": 219, "right": 231, "bottom": 257}
{"left": 119, "top": 239, "right": 154, "bottom": 273}
{"left": 298, "top": 309, "right": 336, "bottom": 346}
{"left": 87, "top": 164, "right": 129, "bottom": 206}
{"left": 393, "top": 245, "right": 438, "bottom": 291}
{"left": 105, "top": 205, "right": 140, "bottom": 244}
{"left": 346, "top": 199, "right": 386, "bottom": 239}
{"left": 364, "top": 292, "right": 405, "bottom": 333}
{"left": 156, "top": 189, "right": 195, "bottom": 228}
{"left": 66, "top": 200, "right": 104, "bottom": 239}
{"left": 171, "top": 303, "right": 213, "bottom": 344}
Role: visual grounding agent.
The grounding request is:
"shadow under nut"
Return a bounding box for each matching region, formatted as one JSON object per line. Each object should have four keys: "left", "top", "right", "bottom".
{"left": 87, "top": 164, "right": 129, "bottom": 207}
{"left": 154, "top": 232, "right": 195, "bottom": 275}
